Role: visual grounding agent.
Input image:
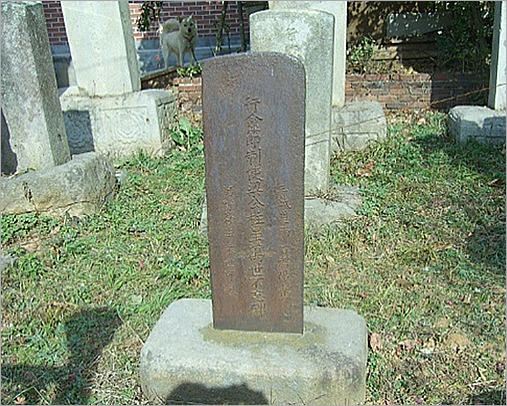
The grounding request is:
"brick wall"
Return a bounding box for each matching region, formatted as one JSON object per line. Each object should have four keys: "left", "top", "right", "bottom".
{"left": 172, "top": 77, "right": 203, "bottom": 113}
{"left": 346, "top": 73, "right": 489, "bottom": 110}
{"left": 42, "top": 1, "right": 68, "bottom": 46}
{"left": 42, "top": 1, "right": 248, "bottom": 47}
{"left": 172, "top": 73, "right": 490, "bottom": 112}
{"left": 130, "top": 1, "right": 249, "bottom": 41}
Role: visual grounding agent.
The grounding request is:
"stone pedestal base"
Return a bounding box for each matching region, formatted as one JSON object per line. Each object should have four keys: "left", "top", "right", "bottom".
{"left": 60, "top": 87, "right": 175, "bottom": 159}
{"left": 304, "top": 187, "right": 362, "bottom": 227}
{"left": 448, "top": 106, "right": 506, "bottom": 144}
{"left": 140, "top": 299, "right": 367, "bottom": 405}
{"left": 332, "top": 102, "right": 387, "bottom": 152}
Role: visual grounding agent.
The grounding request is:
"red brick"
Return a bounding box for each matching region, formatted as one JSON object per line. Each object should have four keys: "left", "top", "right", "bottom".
{"left": 409, "top": 101, "right": 430, "bottom": 109}
{"left": 346, "top": 75, "right": 363, "bottom": 83}
{"left": 390, "top": 88, "right": 408, "bottom": 95}
{"left": 369, "top": 88, "right": 388, "bottom": 95}
{"left": 386, "top": 81, "right": 404, "bottom": 89}
{"left": 365, "top": 74, "right": 382, "bottom": 81}
{"left": 378, "top": 95, "right": 396, "bottom": 102}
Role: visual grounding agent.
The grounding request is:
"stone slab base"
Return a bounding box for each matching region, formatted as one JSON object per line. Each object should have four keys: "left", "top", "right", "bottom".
{"left": 200, "top": 186, "right": 361, "bottom": 233}
{"left": 448, "top": 105, "right": 506, "bottom": 144}
{"left": 304, "top": 186, "right": 361, "bottom": 227}
{"left": 140, "top": 299, "right": 367, "bottom": 405}
{"left": 59, "top": 87, "right": 176, "bottom": 159}
{"left": 1, "top": 152, "right": 116, "bottom": 217}
{"left": 332, "top": 102, "right": 387, "bottom": 152}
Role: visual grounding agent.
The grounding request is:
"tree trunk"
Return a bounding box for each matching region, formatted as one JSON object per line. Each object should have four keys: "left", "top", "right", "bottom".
{"left": 238, "top": 2, "right": 247, "bottom": 52}
{"left": 214, "top": 1, "right": 229, "bottom": 56}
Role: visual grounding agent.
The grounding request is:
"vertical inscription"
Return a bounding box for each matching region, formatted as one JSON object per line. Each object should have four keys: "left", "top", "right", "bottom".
{"left": 276, "top": 183, "right": 293, "bottom": 321}
{"left": 203, "top": 53, "right": 305, "bottom": 333}
{"left": 245, "top": 97, "right": 266, "bottom": 318}
{"left": 223, "top": 186, "right": 236, "bottom": 297}
{"left": 284, "top": 27, "right": 302, "bottom": 57}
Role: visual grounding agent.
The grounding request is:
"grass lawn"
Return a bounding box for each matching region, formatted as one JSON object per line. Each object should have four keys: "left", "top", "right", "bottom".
{"left": 1, "top": 110, "right": 505, "bottom": 405}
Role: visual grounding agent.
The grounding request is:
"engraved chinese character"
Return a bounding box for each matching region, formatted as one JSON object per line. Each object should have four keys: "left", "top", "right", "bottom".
{"left": 245, "top": 97, "right": 263, "bottom": 119}
{"left": 250, "top": 263, "right": 264, "bottom": 277}
{"left": 247, "top": 209, "right": 264, "bottom": 225}
{"left": 245, "top": 146, "right": 261, "bottom": 165}
{"left": 251, "top": 301, "right": 266, "bottom": 316}
{"left": 249, "top": 247, "right": 265, "bottom": 262}
{"left": 276, "top": 184, "right": 292, "bottom": 210}
{"left": 248, "top": 194, "right": 264, "bottom": 209}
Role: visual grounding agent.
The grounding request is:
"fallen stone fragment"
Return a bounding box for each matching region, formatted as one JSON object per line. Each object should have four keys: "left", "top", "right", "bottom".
{"left": 1, "top": 152, "right": 116, "bottom": 217}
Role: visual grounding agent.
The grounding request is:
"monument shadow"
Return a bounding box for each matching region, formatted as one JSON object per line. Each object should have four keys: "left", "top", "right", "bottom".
{"left": 1, "top": 108, "right": 18, "bottom": 175}
{"left": 468, "top": 388, "right": 506, "bottom": 405}
{"left": 1, "top": 307, "right": 121, "bottom": 405}
{"left": 166, "top": 382, "right": 269, "bottom": 405}
{"left": 413, "top": 131, "right": 505, "bottom": 273}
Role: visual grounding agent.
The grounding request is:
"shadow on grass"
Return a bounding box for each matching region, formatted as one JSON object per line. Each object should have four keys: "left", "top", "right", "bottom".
{"left": 414, "top": 133, "right": 506, "bottom": 273}
{"left": 1, "top": 307, "right": 121, "bottom": 404}
{"left": 469, "top": 388, "right": 506, "bottom": 405}
{"left": 166, "top": 382, "right": 269, "bottom": 405}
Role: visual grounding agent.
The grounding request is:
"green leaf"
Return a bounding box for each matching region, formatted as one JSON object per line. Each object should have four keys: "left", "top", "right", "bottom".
{"left": 179, "top": 117, "right": 192, "bottom": 134}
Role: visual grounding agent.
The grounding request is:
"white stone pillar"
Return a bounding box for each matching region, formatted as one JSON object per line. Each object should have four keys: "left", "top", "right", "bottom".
{"left": 488, "top": 1, "right": 506, "bottom": 110}
{"left": 61, "top": 1, "right": 141, "bottom": 97}
{"left": 251, "top": 10, "right": 334, "bottom": 195}
{"left": 270, "top": 1, "right": 347, "bottom": 107}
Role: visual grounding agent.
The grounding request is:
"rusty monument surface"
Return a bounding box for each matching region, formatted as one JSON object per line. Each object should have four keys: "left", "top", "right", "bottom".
{"left": 203, "top": 53, "right": 305, "bottom": 333}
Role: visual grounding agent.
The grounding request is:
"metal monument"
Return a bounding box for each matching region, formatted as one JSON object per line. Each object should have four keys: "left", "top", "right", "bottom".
{"left": 203, "top": 53, "right": 305, "bottom": 333}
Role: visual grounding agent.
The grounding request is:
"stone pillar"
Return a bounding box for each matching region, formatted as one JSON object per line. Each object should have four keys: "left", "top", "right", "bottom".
{"left": 61, "top": 1, "right": 140, "bottom": 97}
{"left": 1, "top": 1, "right": 70, "bottom": 172}
{"left": 203, "top": 53, "right": 305, "bottom": 334}
{"left": 488, "top": 1, "right": 506, "bottom": 110}
{"left": 251, "top": 10, "right": 334, "bottom": 195}
{"left": 269, "top": 1, "right": 347, "bottom": 107}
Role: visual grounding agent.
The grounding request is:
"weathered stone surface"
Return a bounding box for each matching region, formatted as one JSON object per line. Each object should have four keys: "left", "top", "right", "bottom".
{"left": 1, "top": 1, "right": 70, "bottom": 172}
{"left": 203, "top": 53, "right": 305, "bottom": 334}
{"left": 61, "top": 1, "right": 141, "bottom": 97}
{"left": 448, "top": 106, "right": 506, "bottom": 144}
{"left": 60, "top": 88, "right": 175, "bottom": 159}
{"left": 269, "top": 1, "right": 347, "bottom": 107}
{"left": 332, "top": 102, "right": 387, "bottom": 152}
{"left": 1, "top": 152, "right": 116, "bottom": 217}
{"left": 140, "top": 299, "right": 367, "bottom": 405}
{"left": 305, "top": 186, "right": 362, "bottom": 227}
{"left": 250, "top": 10, "right": 334, "bottom": 195}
